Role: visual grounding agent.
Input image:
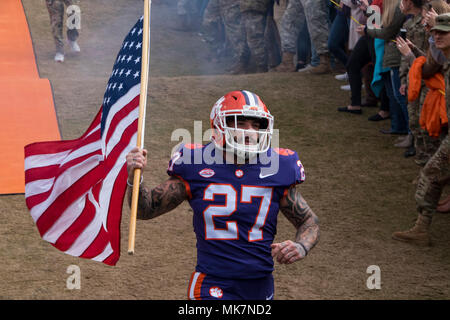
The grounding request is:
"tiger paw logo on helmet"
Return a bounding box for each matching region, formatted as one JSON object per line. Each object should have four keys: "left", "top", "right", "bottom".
{"left": 209, "top": 286, "right": 223, "bottom": 299}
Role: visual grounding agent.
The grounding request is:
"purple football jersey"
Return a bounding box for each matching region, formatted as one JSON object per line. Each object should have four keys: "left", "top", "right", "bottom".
{"left": 167, "top": 143, "right": 305, "bottom": 279}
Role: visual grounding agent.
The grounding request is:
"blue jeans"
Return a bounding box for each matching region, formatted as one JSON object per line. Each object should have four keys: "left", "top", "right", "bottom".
{"left": 328, "top": 12, "right": 349, "bottom": 66}
{"left": 311, "top": 44, "right": 319, "bottom": 66}
{"left": 382, "top": 68, "right": 408, "bottom": 133}
{"left": 390, "top": 68, "right": 409, "bottom": 133}
{"left": 297, "top": 22, "right": 310, "bottom": 64}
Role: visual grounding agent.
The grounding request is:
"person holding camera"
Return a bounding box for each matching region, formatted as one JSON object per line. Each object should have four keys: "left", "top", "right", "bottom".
{"left": 337, "top": 0, "right": 383, "bottom": 115}
{"left": 394, "top": 0, "right": 437, "bottom": 165}
{"left": 392, "top": 12, "right": 450, "bottom": 245}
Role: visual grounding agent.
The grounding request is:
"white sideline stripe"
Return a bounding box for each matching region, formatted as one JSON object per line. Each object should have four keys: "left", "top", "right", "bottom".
{"left": 25, "top": 177, "right": 55, "bottom": 198}
{"left": 30, "top": 154, "right": 103, "bottom": 221}
{"left": 189, "top": 272, "right": 201, "bottom": 300}
{"left": 42, "top": 192, "right": 87, "bottom": 243}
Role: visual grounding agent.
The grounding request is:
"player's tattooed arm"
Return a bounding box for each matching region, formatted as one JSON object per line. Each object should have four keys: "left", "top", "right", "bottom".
{"left": 278, "top": 186, "right": 320, "bottom": 255}
{"left": 127, "top": 176, "right": 188, "bottom": 220}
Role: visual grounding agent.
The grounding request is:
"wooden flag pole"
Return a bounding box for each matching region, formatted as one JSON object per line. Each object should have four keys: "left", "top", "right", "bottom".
{"left": 128, "top": 0, "right": 151, "bottom": 255}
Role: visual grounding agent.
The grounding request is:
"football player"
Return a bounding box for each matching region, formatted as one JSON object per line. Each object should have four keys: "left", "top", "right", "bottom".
{"left": 126, "top": 90, "right": 319, "bottom": 300}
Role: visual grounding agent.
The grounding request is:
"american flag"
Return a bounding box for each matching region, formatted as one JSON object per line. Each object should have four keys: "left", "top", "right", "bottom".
{"left": 24, "top": 16, "right": 148, "bottom": 266}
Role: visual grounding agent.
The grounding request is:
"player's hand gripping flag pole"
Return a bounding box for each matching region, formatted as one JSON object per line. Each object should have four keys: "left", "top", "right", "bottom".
{"left": 128, "top": 0, "right": 151, "bottom": 255}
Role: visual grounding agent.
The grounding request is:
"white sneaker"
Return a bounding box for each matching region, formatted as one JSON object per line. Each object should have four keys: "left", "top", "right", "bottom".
{"left": 297, "top": 64, "right": 317, "bottom": 72}
{"left": 68, "top": 40, "right": 81, "bottom": 53}
{"left": 335, "top": 73, "right": 348, "bottom": 81}
{"left": 54, "top": 52, "right": 64, "bottom": 62}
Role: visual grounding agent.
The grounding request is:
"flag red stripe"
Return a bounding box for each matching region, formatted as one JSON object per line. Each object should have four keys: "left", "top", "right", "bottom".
{"left": 91, "top": 120, "right": 138, "bottom": 264}
{"left": 35, "top": 118, "right": 137, "bottom": 237}
{"left": 77, "top": 135, "right": 133, "bottom": 262}
{"left": 105, "top": 96, "right": 139, "bottom": 145}
{"left": 25, "top": 148, "right": 102, "bottom": 184}
{"left": 35, "top": 164, "right": 102, "bottom": 236}
{"left": 25, "top": 165, "right": 59, "bottom": 183}
{"left": 79, "top": 227, "right": 109, "bottom": 259}
{"left": 25, "top": 130, "right": 101, "bottom": 175}
{"left": 102, "top": 251, "right": 117, "bottom": 266}
{"left": 105, "top": 165, "right": 128, "bottom": 258}
{"left": 24, "top": 112, "right": 101, "bottom": 157}
{"left": 26, "top": 189, "right": 53, "bottom": 209}
{"left": 105, "top": 120, "right": 138, "bottom": 168}
{"left": 56, "top": 178, "right": 109, "bottom": 257}
{"left": 55, "top": 149, "right": 102, "bottom": 179}
{"left": 28, "top": 152, "right": 102, "bottom": 220}
{"left": 53, "top": 180, "right": 103, "bottom": 253}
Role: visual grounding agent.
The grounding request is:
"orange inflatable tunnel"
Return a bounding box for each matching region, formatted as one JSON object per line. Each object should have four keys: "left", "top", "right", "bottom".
{"left": 0, "top": 0, "right": 61, "bottom": 194}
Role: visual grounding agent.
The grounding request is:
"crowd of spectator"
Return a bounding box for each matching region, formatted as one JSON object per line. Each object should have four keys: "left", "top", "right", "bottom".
{"left": 173, "top": 0, "right": 450, "bottom": 245}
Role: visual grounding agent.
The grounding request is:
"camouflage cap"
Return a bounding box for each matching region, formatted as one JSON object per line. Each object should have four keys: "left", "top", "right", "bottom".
{"left": 431, "top": 13, "right": 450, "bottom": 32}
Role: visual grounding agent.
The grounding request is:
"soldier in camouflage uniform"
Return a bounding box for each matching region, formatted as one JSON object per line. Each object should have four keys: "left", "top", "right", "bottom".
{"left": 45, "top": 0, "right": 80, "bottom": 62}
{"left": 274, "top": 0, "right": 330, "bottom": 73}
{"left": 201, "top": 0, "right": 249, "bottom": 73}
{"left": 392, "top": 13, "right": 450, "bottom": 246}
{"left": 240, "top": 0, "right": 273, "bottom": 73}
{"left": 202, "top": 0, "right": 226, "bottom": 61}
{"left": 221, "top": 0, "right": 250, "bottom": 74}
{"left": 176, "top": 0, "right": 204, "bottom": 31}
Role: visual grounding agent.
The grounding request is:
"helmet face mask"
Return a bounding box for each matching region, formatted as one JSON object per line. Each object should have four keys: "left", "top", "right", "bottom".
{"left": 210, "top": 91, "right": 274, "bottom": 161}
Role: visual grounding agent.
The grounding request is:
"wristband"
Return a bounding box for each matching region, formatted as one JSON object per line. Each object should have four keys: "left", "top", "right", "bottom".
{"left": 127, "top": 175, "right": 143, "bottom": 187}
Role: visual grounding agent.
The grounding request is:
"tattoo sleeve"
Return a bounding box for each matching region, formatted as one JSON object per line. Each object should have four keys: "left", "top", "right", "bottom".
{"left": 127, "top": 176, "right": 188, "bottom": 220}
{"left": 279, "top": 186, "right": 320, "bottom": 253}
